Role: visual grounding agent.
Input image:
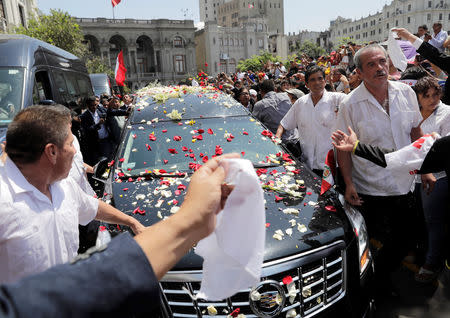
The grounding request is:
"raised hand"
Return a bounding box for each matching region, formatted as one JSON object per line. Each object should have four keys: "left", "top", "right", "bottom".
{"left": 331, "top": 126, "right": 358, "bottom": 152}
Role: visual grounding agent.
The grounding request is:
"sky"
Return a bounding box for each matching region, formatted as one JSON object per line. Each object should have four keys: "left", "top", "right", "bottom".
{"left": 37, "top": 0, "right": 390, "bottom": 32}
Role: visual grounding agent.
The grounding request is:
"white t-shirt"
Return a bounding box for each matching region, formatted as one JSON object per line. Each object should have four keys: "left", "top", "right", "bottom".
{"left": 69, "top": 135, "right": 95, "bottom": 195}
{"left": 0, "top": 157, "right": 98, "bottom": 283}
{"left": 335, "top": 81, "right": 423, "bottom": 195}
{"left": 281, "top": 91, "right": 346, "bottom": 170}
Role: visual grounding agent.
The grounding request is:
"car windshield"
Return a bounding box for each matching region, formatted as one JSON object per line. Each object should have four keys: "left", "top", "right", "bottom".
{"left": 0, "top": 67, "right": 24, "bottom": 126}
{"left": 117, "top": 116, "right": 283, "bottom": 175}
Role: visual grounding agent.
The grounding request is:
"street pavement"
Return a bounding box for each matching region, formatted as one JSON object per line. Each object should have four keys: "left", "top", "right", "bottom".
{"left": 375, "top": 261, "right": 450, "bottom": 318}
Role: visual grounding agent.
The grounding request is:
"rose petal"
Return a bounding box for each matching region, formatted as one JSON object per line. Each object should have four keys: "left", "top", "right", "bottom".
{"left": 243, "top": 131, "right": 248, "bottom": 135}
{"left": 202, "top": 156, "right": 209, "bottom": 163}
{"left": 325, "top": 205, "right": 337, "bottom": 212}
{"left": 197, "top": 129, "right": 205, "bottom": 134}
{"left": 275, "top": 195, "right": 283, "bottom": 202}
{"left": 168, "top": 148, "right": 178, "bottom": 154}
{"left": 173, "top": 136, "right": 182, "bottom": 141}
{"left": 282, "top": 275, "right": 293, "bottom": 285}
{"left": 162, "top": 129, "right": 167, "bottom": 133}
{"left": 123, "top": 187, "right": 129, "bottom": 191}
{"left": 265, "top": 223, "right": 270, "bottom": 228}
{"left": 207, "top": 128, "right": 214, "bottom": 134}
{"left": 163, "top": 160, "right": 168, "bottom": 164}
{"left": 182, "top": 146, "right": 189, "bottom": 152}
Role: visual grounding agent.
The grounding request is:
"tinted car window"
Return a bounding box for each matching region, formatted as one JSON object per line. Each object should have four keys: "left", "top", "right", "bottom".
{"left": 0, "top": 67, "right": 24, "bottom": 126}
{"left": 133, "top": 92, "right": 248, "bottom": 123}
{"left": 118, "top": 116, "right": 282, "bottom": 174}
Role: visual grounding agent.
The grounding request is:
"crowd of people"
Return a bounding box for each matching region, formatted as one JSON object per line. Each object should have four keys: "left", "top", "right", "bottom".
{"left": 194, "top": 24, "right": 450, "bottom": 292}
{"left": 0, "top": 24, "right": 448, "bottom": 316}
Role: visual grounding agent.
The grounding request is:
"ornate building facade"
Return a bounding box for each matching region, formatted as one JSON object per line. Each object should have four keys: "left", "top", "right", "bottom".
{"left": 0, "top": 0, "right": 37, "bottom": 32}
{"left": 195, "top": 21, "right": 269, "bottom": 76}
{"left": 76, "top": 17, "right": 197, "bottom": 88}
{"left": 329, "top": 0, "right": 450, "bottom": 47}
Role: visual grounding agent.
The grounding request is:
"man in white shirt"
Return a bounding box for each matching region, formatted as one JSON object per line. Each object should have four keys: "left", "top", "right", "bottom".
{"left": 334, "top": 44, "right": 424, "bottom": 288}
{"left": 276, "top": 66, "right": 346, "bottom": 174}
{"left": 0, "top": 105, "right": 145, "bottom": 283}
{"left": 426, "top": 22, "right": 448, "bottom": 52}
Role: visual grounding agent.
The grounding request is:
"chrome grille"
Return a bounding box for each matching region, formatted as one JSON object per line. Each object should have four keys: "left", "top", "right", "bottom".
{"left": 160, "top": 241, "right": 346, "bottom": 317}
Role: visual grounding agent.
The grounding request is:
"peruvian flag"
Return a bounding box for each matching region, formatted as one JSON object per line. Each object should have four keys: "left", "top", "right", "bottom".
{"left": 248, "top": 4, "right": 254, "bottom": 8}
{"left": 115, "top": 50, "right": 127, "bottom": 87}
{"left": 320, "top": 149, "right": 336, "bottom": 195}
{"left": 111, "top": 0, "right": 121, "bottom": 7}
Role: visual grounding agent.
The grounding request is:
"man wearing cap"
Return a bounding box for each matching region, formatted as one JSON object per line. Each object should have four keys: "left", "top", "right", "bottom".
{"left": 276, "top": 66, "right": 346, "bottom": 175}
{"left": 285, "top": 88, "right": 304, "bottom": 105}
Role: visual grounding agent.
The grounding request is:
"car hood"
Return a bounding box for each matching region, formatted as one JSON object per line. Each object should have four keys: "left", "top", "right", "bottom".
{"left": 106, "top": 165, "right": 349, "bottom": 270}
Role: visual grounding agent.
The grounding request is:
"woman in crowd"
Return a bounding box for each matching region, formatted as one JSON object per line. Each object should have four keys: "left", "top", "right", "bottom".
{"left": 236, "top": 87, "right": 254, "bottom": 112}
{"left": 413, "top": 76, "right": 450, "bottom": 282}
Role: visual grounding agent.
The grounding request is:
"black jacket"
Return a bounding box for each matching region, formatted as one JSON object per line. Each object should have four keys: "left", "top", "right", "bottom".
{"left": 0, "top": 233, "right": 160, "bottom": 317}
{"left": 417, "top": 41, "right": 450, "bottom": 105}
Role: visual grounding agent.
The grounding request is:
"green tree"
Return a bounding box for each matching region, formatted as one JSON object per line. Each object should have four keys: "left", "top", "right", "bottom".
{"left": 297, "top": 40, "right": 326, "bottom": 58}
{"left": 15, "top": 9, "right": 113, "bottom": 77}
{"left": 15, "top": 9, "right": 87, "bottom": 57}
{"left": 333, "top": 36, "right": 352, "bottom": 50}
{"left": 237, "top": 50, "right": 282, "bottom": 72}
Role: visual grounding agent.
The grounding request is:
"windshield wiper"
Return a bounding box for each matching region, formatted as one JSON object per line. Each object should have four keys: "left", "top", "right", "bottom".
{"left": 253, "top": 162, "right": 281, "bottom": 168}
{"left": 117, "top": 171, "right": 189, "bottom": 180}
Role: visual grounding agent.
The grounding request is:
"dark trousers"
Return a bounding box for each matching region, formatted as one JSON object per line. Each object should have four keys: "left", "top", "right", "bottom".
{"left": 358, "top": 192, "right": 419, "bottom": 276}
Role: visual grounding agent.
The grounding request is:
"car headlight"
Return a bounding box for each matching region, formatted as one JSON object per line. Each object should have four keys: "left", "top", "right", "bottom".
{"left": 339, "top": 195, "right": 371, "bottom": 276}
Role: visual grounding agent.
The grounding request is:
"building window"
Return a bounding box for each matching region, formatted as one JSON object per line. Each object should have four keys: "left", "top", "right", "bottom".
{"left": 213, "top": 37, "right": 216, "bottom": 45}
{"left": 395, "top": 20, "right": 398, "bottom": 26}
{"left": 18, "top": 5, "right": 26, "bottom": 27}
{"left": 250, "top": 38, "right": 253, "bottom": 45}
{"left": 258, "top": 39, "right": 263, "bottom": 48}
{"left": 427, "top": 13, "right": 431, "bottom": 21}
{"left": 407, "top": 17, "right": 410, "bottom": 23}
{"left": 428, "top": 1, "right": 432, "bottom": 8}
{"left": 173, "top": 55, "right": 185, "bottom": 73}
{"left": 173, "top": 36, "right": 184, "bottom": 48}
{"left": 379, "top": 28, "right": 382, "bottom": 34}
{"left": 408, "top": 4, "right": 411, "bottom": 11}
{"left": 219, "top": 38, "right": 223, "bottom": 46}
{"left": 439, "top": 13, "right": 443, "bottom": 20}
{"left": 386, "top": 22, "right": 389, "bottom": 29}
{"left": 0, "top": 0, "right": 6, "bottom": 22}
{"left": 387, "top": 12, "right": 389, "bottom": 18}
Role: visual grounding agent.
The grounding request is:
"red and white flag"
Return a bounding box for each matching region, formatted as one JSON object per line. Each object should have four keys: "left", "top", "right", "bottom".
{"left": 115, "top": 50, "right": 127, "bottom": 87}
{"left": 248, "top": 4, "right": 254, "bottom": 8}
{"left": 320, "top": 149, "right": 336, "bottom": 195}
{"left": 111, "top": 0, "right": 121, "bottom": 7}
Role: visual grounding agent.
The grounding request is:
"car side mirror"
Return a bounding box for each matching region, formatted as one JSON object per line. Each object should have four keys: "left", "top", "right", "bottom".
{"left": 92, "top": 157, "right": 110, "bottom": 183}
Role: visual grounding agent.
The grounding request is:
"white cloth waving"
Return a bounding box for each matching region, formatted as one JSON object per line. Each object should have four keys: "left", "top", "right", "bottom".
{"left": 195, "top": 158, "right": 265, "bottom": 300}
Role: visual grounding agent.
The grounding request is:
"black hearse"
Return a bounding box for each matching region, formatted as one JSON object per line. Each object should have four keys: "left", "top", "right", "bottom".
{"left": 0, "top": 34, "right": 93, "bottom": 141}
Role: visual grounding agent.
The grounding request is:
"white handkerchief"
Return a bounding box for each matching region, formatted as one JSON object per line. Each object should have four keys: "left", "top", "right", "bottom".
{"left": 385, "top": 134, "right": 438, "bottom": 193}
{"left": 388, "top": 29, "right": 407, "bottom": 72}
{"left": 195, "top": 158, "right": 265, "bottom": 301}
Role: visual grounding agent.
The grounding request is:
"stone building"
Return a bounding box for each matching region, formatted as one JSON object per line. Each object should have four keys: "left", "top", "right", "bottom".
{"left": 329, "top": 0, "right": 450, "bottom": 47}
{"left": 0, "top": 0, "right": 37, "bottom": 32}
{"left": 195, "top": 21, "right": 269, "bottom": 76}
{"left": 199, "top": 0, "right": 284, "bottom": 36}
{"left": 286, "top": 30, "right": 331, "bottom": 55}
{"left": 76, "top": 17, "right": 197, "bottom": 88}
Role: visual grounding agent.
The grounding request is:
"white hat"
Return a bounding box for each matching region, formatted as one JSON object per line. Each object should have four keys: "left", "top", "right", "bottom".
{"left": 249, "top": 89, "right": 257, "bottom": 96}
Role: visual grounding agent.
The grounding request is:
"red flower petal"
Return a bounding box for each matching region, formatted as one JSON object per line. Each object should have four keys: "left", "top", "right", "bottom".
{"left": 325, "top": 205, "right": 337, "bottom": 212}
{"left": 149, "top": 134, "right": 156, "bottom": 141}
{"left": 172, "top": 199, "right": 179, "bottom": 205}
{"left": 127, "top": 177, "right": 133, "bottom": 182}
{"left": 174, "top": 190, "right": 181, "bottom": 195}
{"left": 197, "top": 129, "right": 205, "bottom": 134}
{"left": 158, "top": 169, "right": 167, "bottom": 174}
{"left": 226, "top": 137, "right": 232, "bottom": 142}
{"left": 123, "top": 187, "right": 129, "bottom": 191}
{"left": 132, "top": 207, "right": 146, "bottom": 215}
{"left": 119, "top": 158, "right": 125, "bottom": 162}
{"left": 230, "top": 308, "right": 240, "bottom": 317}
{"left": 178, "top": 122, "right": 183, "bottom": 126}
{"left": 256, "top": 168, "right": 268, "bottom": 176}
{"left": 173, "top": 136, "right": 182, "bottom": 141}
{"left": 182, "top": 146, "right": 189, "bottom": 152}
{"left": 306, "top": 192, "right": 312, "bottom": 195}
{"left": 202, "top": 156, "right": 209, "bottom": 163}
{"left": 108, "top": 160, "right": 115, "bottom": 167}
{"left": 177, "top": 184, "right": 187, "bottom": 191}
{"left": 160, "top": 180, "right": 170, "bottom": 186}
{"left": 207, "top": 128, "right": 214, "bottom": 134}
{"left": 199, "top": 153, "right": 204, "bottom": 157}
{"left": 145, "top": 144, "right": 152, "bottom": 151}
{"left": 168, "top": 148, "right": 178, "bottom": 154}
{"left": 282, "top": 275, "right": 293, "bottom": 285}
{"left": 265, "top": 223, "right": 271, "bottom": 228}
{"left": 188, "top": 148, "right": 193, "bottom": 153}
{"left": 261, "top": 130, "right": 273, "bottom": 138}
{"left": 163, "top": 160, "right": 168, "bottom": 164}
{"left": 118, "top": 172, "right": 125, "bottom": 177}
{"left": 132, "top": 134, "right": 137, "bottom": 139}
{"left": 189, "top": 153, "right": 195, "bottom": 158}
{"left": 241, "top": 151, "right": 245, "bottom": 156}
{"left": 243, "top": 131, "right": 249, "bottom": 135}
{"left": 162, "top": 129, "right": 167, "bottom": 133}
{"left": 99, "top": 225, "right": 107, "bottom": 232}
{"left": 275, "top": 195, "right": 283, "bottom": 202}
{"left": 193, "top": 135, "right": 203, "bottom": 140}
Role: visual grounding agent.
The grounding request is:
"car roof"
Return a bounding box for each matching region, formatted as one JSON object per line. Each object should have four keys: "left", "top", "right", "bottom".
{"left": 131, "top": 86, "right": 248, "bottom": 124}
